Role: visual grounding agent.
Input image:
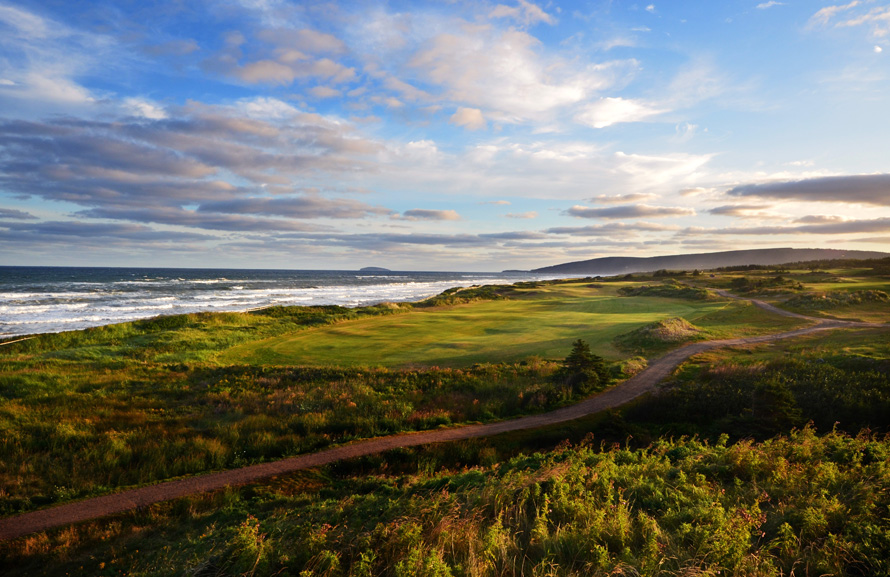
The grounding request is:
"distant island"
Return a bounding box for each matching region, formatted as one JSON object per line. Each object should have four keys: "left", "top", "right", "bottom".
{"left": 523, "top": 247, "right": 889, "bottom": 276}
{"left": 359, "top": 267, "right": 391, "bottom": 272}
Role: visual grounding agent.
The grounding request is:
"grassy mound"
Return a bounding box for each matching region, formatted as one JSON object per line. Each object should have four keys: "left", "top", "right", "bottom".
{"left": 785, "top": 289, "right": 889, "bottom": 310}
{"left": 618, "top": 280, "right": 712, "bottom": 300}
{"left": 614, "top": 317, "right": 704, "bottom": 353}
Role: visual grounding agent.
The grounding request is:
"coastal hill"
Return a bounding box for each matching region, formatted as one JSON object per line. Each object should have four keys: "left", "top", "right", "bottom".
{"left": 359, "top": 267, "right": 391, "bottom": 272}
{"left": 529, "top": 247, "right": 889, "bottom": 276}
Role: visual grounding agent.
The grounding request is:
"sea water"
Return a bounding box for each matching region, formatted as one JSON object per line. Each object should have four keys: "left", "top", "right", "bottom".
{"left": 0, "top": 266, "right": 539, "bottom": 338}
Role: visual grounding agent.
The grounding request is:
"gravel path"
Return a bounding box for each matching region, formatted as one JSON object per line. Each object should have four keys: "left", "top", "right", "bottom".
{"left": 0, "top": 295, "right": 884, "bottom": 541}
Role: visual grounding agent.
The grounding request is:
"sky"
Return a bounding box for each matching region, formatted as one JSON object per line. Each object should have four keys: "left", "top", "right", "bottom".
{"left": 0, "top": 0, "right": 889, "bottom": 271}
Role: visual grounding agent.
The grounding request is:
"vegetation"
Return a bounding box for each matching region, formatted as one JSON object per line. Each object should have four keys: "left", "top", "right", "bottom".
{"left": 785, "top": 289, "right": 889, "bottom": 310}
{"left": 224, "top": 282, "right": 796, "bottom": 367}
{"left": 613, "top": 317, "right": 704, "bottom": 354}
{"left": 1, "top": 262, "right": 889, "bottom": 575}
{"left": 617, "top": 279, "right": 713, "bottom": 300}
{"left": 3, "top": 429, "right": 890, "bottom": 576}
{"left": 551, "top": 339, "right": 610, "bottom": 396}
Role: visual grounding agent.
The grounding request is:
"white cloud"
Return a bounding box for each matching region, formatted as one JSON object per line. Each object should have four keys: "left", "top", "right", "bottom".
{"left": 489, "top": 0, "right": 557, "bottom": 26}
{"left": 809, "top": 1, "right": 861, "bottom": 28}
{"left": 450, "top": 107, "right": 487, "bottom": 130}
{"left": 0, "top": 4, "right": 55, "bottom": 39}
{"left": 575, "top": 97, "right": 664, "bottom": 128}
{"left": 123, "top": 98, "right": 168, "bottom": 120}
{"left": 876, "top": 45, "right": 884, "bottom": 53}
{"left": 0, "top": 4, "right": 111, "bottom": 113}
{"left": 505, "top": 211, "right": 538, "bottom": 219}
{"left": 756, "top": 1, "right": 784, "bottom": 9}
{"left": 409, "top": 26, "right": 637, "bottom": 123}
{"left": 236, "top": 96, "right": 302, "bottom": 120}
{"left": 646, "top": 5, "right": 656, "bottom": 14}
{"left": 674, "top": 122, "right": 698, "bottom": 142}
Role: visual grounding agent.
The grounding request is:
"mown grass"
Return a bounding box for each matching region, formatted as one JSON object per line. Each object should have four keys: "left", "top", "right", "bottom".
{"left": 222, "top": 282, "right": 802, "bottom": 367}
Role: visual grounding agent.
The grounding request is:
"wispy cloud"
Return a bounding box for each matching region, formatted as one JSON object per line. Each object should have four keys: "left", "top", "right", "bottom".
{"left": 397, "top": 209, "right": 462, "bottom": 221}
{"left": 565, "top": 204, "right": 695, "bottom": 219}
{"left": 489, "top": 0, "right": 556, "bottom": 26}
{"left": 575, "top": 97, "right": 664, "bottom": 128}
{"left": 727, "top": 174, "right": 890, "bottom": 206}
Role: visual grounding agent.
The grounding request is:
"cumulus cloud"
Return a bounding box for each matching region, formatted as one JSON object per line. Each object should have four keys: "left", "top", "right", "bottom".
{"left": 204, "top": 27, "right": 356, "bottom": 87}
{"left": 505, "top": 211, "right": 538, "bottom": 219}
{"left": 398, "top": 209, "right": 462, "bottom": 221}
{"left": 727, "top": 174, "right": 890, "bottom": 206}
{"left": 450, "top": 107, "right": 487, "bottom": 130}
{"left": 408, "top": 26, "right": 637, "bottom": 123}
{"left": 575, "top": 97, "right": 664, "bottom": 128}
{"left": 566, "top": 204, "right": 695, "bottom": 219}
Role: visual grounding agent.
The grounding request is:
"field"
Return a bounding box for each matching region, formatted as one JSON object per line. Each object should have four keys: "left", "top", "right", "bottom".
{"left": 223, "top": 282, "right": 803, "bottom": 366}
{"left": 1, "top": 260, "right": 890, "bottom": 576}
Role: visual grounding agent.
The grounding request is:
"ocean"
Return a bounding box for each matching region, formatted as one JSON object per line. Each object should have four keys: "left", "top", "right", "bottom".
{"left": 0, "top": 266, "right": 539, "bottom": 338}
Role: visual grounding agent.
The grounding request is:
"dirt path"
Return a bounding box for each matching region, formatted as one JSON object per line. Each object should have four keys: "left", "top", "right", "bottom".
{"left": 0, "top": 297, "right": 884, "bottom": 541}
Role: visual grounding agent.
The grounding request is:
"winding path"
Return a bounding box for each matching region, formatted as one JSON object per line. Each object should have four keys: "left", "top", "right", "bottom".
{"left": 0, "top": 294, "right": 885, "bottom": 541}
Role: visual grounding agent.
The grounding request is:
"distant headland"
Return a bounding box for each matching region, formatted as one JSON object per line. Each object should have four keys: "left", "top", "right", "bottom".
{"left": 506, "top": 247, "right": 889, "bottom": 275}
{"left": 359, "top": 267, "right": 391, "bottom": 272}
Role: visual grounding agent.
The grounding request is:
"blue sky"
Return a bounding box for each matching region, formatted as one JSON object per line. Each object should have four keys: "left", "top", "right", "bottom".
{"left": 1, "top": 0, "right": 888, "bottom": 271}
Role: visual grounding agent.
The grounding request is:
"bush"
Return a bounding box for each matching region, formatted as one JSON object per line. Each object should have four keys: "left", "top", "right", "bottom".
{"left": 553, "top": 339, "right": 610, "bottom": 396}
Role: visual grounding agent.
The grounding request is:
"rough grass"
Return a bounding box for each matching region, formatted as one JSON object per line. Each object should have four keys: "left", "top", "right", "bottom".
{"left": 613, "top": 317, "right": 704, "bottom": 354}
{"left": 3, "top": 429, "right": 889, "bottom": 577}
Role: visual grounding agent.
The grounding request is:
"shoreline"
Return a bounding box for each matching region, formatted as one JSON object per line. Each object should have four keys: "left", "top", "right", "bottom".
{"left": 0, "top": 271, "right": 547, "bottom": 340}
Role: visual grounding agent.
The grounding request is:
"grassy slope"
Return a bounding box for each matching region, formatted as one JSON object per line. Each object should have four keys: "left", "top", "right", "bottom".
{"left": 221, "top": 282, "right": 804, "bottom": 367}
{"left": 692, "top": 267, "right": 890, "bottom": 323}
